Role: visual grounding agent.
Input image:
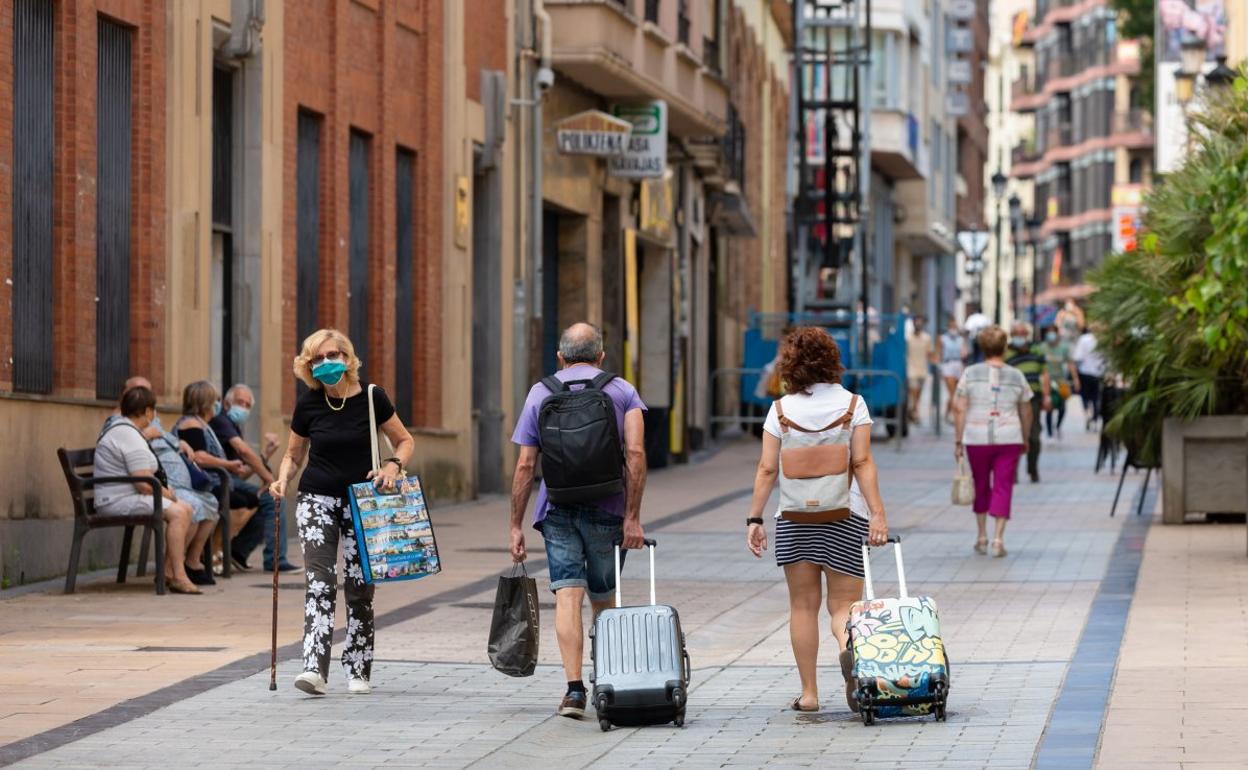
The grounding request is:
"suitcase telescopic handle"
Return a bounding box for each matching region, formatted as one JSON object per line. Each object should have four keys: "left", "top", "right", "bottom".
{"left": 860, "top": 536, "right": 907, "bottom": 601}
{"left": 613, "top": 538, "right": 657, "bottom": 607}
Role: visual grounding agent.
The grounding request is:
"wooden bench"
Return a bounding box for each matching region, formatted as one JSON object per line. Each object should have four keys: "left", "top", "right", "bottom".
{"left": 57, "top": 447, "right": 166, "bottom": 595}
{"left": 56, "top": 449, "right": 234, "bottom": 594}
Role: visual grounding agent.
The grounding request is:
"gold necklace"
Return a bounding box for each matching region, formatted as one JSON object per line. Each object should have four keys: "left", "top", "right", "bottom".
{"left": 324, "top": 388, "right": 348, "bottom": 411}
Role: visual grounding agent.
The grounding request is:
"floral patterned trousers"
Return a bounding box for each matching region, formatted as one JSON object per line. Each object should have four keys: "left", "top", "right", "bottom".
{"left": 295, "top": 492, "right": 376, "bottom": 681}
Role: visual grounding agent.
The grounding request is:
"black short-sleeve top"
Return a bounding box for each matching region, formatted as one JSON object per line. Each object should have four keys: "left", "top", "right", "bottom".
{"left": 290, "top": 384, "right": 396, "bottom": 497}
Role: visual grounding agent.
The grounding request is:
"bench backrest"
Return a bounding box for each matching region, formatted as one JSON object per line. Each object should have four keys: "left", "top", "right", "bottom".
{"left": 57, "top": 447, "right": 99, "bottom": 519}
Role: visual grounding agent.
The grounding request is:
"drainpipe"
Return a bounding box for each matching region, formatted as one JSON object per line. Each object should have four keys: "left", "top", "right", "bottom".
{"left": 513, "top": 1, "right": 553, "bottom": 415}
{"left": 530, "top": 4, "right": 552, "bottom": 378}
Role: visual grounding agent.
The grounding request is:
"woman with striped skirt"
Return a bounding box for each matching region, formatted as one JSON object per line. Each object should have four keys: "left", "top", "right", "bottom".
{"left": 746, "top": 327, "right": 890, "bottom": 713}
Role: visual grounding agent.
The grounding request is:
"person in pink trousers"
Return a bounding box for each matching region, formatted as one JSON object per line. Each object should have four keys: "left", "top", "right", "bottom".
{"left": 952, "top": 325, "right": 1034, "bottom": 557}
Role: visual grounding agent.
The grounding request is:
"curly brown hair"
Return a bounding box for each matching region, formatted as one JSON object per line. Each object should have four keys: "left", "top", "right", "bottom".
{"left": 776, "top": 326, "right": 845, "bottom": 395}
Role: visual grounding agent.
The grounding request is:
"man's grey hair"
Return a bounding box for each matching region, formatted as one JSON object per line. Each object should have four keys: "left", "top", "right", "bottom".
{"left": 558, "top": 323, "right": 604, "bottom": 365}
{"left": 224, "top": 383, "right": 254, "bottom": 403}
{"left": 1011, "top": 321, "right": 1033, "bottom": 337}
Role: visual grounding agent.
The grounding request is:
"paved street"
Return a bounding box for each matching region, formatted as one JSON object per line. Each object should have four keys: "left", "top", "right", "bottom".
{"left": 2, "top": 412, "right": 1245, "bottom": 769}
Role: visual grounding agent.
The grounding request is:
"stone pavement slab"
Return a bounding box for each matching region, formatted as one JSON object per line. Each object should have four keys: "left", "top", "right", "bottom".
{"left": 5, "top": 417, "right": 1161, "bottom": 769}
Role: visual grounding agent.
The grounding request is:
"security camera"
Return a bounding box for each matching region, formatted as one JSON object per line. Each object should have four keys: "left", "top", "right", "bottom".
{"left": 536, "top": 67, "right": 555, "bottom": 92}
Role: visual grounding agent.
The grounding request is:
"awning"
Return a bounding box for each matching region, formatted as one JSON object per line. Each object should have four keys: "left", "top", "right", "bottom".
{"left": 1036, "top": 284, "right": 1095, "bottom": 305}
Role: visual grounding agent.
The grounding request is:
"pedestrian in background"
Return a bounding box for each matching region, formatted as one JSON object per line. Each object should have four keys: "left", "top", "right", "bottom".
{"left": 508, "top": 322, "right": 647, "bottom": 720}
{"left": 905, "top": 315, "right": 935, "bottom": 425}
{"left": 1040, "top": 325, "right": 1080, "bottom": 439}
{"left": 953, "top": 326, "right": 1033, "bottom": 558}
{"left": 1005, "top": 322, "right": 1051, "bottom": 483}
{"left": 269, "top": 328, "right": 415, "bottom": 697}
{"left": 937, "top": 316, "right": 967, "bottom": 424}
{"left": 94, "top": 386, "right": 200, "bottom": 594}
{"left": 1072, "top": 326, "right": 1104, "bottom": 431}
{"left": 212, "top": 384, "right": 298, "bottom": 572}
{"left": 745, "top": 326, "right": 889, "bottom": 713}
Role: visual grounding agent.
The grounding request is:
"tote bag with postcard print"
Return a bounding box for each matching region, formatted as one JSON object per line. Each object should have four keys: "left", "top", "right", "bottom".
{"left": 347, "top": 385, "right": 443, "bottom": 584}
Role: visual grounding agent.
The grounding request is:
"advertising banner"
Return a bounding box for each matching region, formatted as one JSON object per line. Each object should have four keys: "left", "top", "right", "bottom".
{"left": 609, "top": 102, "right": 667, "bottom": 178}
{"left": 1156, "top": 1, "right": 1227, "bottom": 173}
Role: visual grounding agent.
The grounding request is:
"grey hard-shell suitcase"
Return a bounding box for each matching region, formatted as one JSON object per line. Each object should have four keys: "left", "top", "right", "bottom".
{"left": 590, "top": 538, "right": 691, "bottom": 731}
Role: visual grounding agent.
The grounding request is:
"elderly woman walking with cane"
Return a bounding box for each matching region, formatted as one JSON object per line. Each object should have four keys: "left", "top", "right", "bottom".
{"left": 269, "top": 328, "right": 415, "bottom": 696}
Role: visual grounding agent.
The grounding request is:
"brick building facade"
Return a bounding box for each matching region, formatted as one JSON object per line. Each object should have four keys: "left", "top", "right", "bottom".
{"left": 281, "top": 0, "right": 444, "bottom": 427}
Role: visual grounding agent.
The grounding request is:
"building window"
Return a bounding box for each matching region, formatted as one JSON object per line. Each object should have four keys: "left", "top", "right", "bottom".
{"left": 394, "top": 148, "right": 416, "bottom": 425}
{"left": 295, "top": 110, "right": 322, "bottom": 351}
{"left": 348, "top": 130, "right": 372, "bottom": 367}
{"left": 677, "top": 0, "right": 690, "bottom": 45}
{"left": 645, "top": 0, "right": 660, "bottom": 24}
{"left": 704, "top": 0, "right": 721, "bottom": 75}
{"left": 96, "top": 18, "right": 134, "bottom": 400}
{"left": 12, "top": 0, "right": 55, "bottom": 393}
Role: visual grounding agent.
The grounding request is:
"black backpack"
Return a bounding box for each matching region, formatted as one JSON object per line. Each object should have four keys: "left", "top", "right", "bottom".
{"left": 538, "top": 372, "right": 625, "bottom": 504}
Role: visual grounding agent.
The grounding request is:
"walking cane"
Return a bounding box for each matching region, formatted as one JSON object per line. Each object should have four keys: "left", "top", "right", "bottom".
{"left": 269, "top": 497, "right": 282, "bottom": 691}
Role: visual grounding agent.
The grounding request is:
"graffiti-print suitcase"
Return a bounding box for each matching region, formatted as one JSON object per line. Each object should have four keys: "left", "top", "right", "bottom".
{"left": 848, "top": 536, "right": 949, "bottom": 725}
{"left": 590, "top": 539, "right": 691, "bottom": 731}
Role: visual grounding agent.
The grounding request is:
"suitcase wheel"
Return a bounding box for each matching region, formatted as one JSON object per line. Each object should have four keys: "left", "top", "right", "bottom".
{"left": 674, "top": 711, "right": 685, "bottom": 728}
{"left": 599, "top": 718, "right": 611, "bottom": 732}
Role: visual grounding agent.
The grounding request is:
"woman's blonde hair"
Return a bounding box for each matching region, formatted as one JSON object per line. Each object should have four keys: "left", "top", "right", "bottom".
{"left": 182, "top": 380, "right": 219, "bottom": 418}
{"left": 293, "top": 328, "right": 362, "bottom": 390}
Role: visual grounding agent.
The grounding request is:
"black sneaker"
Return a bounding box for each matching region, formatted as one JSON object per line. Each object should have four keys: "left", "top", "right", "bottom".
{"left": 558, "top": 691, "right": 587, "bottom": 719}
{"left": 231, "top": 552, "right": 252, "bottom": 571}
{"left": 264, "top": 561, "right": 301, "bottom": 573}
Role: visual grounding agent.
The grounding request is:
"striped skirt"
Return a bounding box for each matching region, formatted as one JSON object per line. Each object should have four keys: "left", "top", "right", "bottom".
{"left": 774, "top": 515, "right": 869, "bottom": 578}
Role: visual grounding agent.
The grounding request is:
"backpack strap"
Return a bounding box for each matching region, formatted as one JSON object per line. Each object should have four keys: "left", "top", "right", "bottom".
{"left": 589, "top": 371, "right": 616, "bottom": 390}
{"left": 540, "top": 376, "right": 565, "bottom": 396}
{"left": 776, "top": 393, "right": 860, "bottom": 434}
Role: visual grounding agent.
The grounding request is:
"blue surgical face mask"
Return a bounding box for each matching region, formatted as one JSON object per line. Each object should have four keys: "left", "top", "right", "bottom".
{"left": 212, "top": 400, "right": 222, "bottom": 417}
{"left": 312, "top": 360, "right": 348, "bottom": 386}
{"left": 227, "top": 405, "right": 250, "bottom": 425}
{"left": 150, "top": 415, "right": 164, "bottom": 433}
{"left": 1045, "top": 331, "right": 1058, "bottom": 343}
{"left": 1010, "top": 336, "right": 1028, "bottom": 348}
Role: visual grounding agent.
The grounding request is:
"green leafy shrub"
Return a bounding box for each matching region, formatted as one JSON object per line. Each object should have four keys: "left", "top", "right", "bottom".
{"left": 1087, "top": 71, "right": 1248, "bottom": 466}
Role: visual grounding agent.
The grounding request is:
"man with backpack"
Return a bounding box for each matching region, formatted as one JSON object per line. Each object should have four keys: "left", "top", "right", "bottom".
{"left": 508, "top": 322, "right": 647, "bottom": 720}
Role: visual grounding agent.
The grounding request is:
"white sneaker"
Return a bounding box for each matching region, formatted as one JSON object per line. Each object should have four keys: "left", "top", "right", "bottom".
{"left": 347, "top": 677, "right": 371, "bottom": 695}
{"left": 294, "top": 671, "right": 327, "bottom": 696}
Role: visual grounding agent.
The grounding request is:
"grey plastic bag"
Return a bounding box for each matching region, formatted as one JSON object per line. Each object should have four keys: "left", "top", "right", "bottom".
{"left": 488, "top": 563, "right": 540, "bottom": 677}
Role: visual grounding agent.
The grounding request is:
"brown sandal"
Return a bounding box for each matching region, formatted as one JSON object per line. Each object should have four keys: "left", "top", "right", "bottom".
{"left": 790, "top": 696, "right": 820, "bottom": 712}
{"left": 840, "top": 649, "right": 861, "bottom": 713}
{"left": 166, "top": 578, "right": 202, "bottom": 595}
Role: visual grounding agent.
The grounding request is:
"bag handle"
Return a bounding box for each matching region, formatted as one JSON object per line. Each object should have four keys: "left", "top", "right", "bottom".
{"left": 613, "top": 538, "right": 658, "bottom": 607}
{"left": 368, "top": 384, "right": 380, "bottom": 473}
{"left": 861, "top": 536, "right": 907, "bottom": 601}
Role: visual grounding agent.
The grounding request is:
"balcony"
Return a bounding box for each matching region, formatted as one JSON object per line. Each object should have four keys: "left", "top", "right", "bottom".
{"left": 1011, "top": 40, "right": 1141, "bottom": 113}
{"left": 1012, "top": 111, "right": 1152, "bottom": 180}
{"left": 894, "top": 177, "right": 956, "bottom": 256}
{"left": 870, "top": 111, "right": 923, "bottom": 181}
{"left": 546, "top": 0, "right": 727, "bottom": 136}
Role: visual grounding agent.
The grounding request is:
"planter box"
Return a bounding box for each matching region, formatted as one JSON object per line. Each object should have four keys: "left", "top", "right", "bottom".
{"left": 1161, "top": 416, "right": 1248, "bottom": 524}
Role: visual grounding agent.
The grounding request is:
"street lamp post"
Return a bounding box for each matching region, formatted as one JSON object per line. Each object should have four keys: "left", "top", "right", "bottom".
{"left": 991, "top": 169, "right": 1008, "bottom": 325}
{"left": 1028, "top": 215, "right": 1042, "bottom": 329}
{"left": 1008, "top": 193, "right": 1022, "bottom": 325}
{"left": 1175, "top": 36, "right": 1208, "bottom": 154}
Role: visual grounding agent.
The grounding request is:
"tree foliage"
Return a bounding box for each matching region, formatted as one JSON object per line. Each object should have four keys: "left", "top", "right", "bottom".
{"left": 1087, "top": 70, "right": 1248, "bottom": 465}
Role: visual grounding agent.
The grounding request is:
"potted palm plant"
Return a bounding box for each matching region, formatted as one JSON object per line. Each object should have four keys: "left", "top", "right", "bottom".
{"left": 1088, "top": 69, "right": 1248, "bottom": 524}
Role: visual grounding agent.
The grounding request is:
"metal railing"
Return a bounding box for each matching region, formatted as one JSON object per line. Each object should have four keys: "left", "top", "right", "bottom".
{"left": 707, "top": 368, "right": 906, "bottom": 451}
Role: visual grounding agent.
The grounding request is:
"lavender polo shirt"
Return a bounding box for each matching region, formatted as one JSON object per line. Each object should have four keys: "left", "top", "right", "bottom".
{"left": 511, "top": 364, "right": 646, "bottom": 530}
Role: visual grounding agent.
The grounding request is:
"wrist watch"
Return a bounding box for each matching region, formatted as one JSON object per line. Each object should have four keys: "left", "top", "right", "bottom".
{"left": 746, "top": 516, "right": 764, "bottom": 526}
{"left": 383, "top": 457, "right": 403, "bottom": 471}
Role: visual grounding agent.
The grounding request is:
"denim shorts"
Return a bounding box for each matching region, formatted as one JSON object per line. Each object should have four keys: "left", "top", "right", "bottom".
{"left": 541, "top": 504, "right": 626, "bottom": 602}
